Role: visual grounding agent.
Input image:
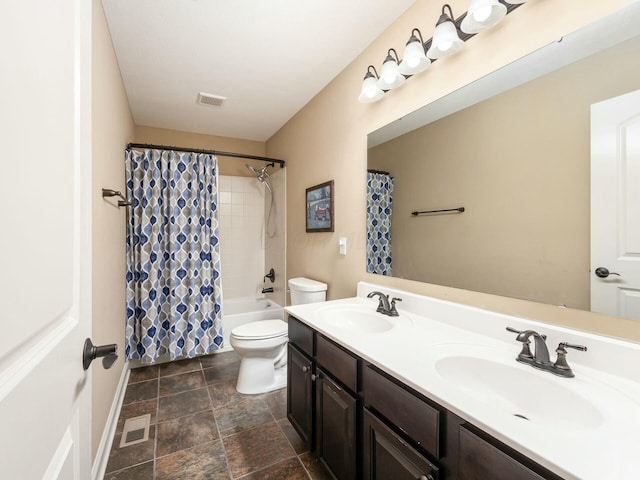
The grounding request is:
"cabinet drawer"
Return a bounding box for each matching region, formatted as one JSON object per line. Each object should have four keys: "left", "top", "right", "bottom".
{"left": 288, "top": 315, "right": 313, "bottom": 357}
{"left": 459, "top": 426, "right": 558, "bottom": 480}
{"left": 316, "top": 335, "right": 359, "bottom": 392}
{"left": 363, "top": 365, "right": 441, "bottom": 458}
{"left": 364, "top": 409, "right": 439, "bottom": 480}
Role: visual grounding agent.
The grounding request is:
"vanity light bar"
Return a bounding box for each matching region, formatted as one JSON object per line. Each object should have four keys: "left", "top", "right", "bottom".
{"left": 359, "top": 0, "right": 525, "bottom": 103}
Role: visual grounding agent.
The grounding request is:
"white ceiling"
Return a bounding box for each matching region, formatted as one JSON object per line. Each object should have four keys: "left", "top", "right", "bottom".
{"left": 102, "top": 0, "right": 416, "bottom": 142}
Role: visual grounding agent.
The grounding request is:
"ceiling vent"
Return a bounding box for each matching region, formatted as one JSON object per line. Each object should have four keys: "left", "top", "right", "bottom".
{"left": 197, "top": 92, "right": 226, "bottom": 108}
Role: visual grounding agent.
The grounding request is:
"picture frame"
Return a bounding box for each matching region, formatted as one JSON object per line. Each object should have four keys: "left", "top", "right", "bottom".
{"left": 306, "top": 180, "right": 334, "bottom": 232}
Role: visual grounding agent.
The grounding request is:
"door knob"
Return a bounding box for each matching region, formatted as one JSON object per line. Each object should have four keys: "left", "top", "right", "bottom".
{"left": 595, "top": 267, "right": 621, "bottom": 278}
{"left": 82, "top": 338, "right": 118, "bottom": 370}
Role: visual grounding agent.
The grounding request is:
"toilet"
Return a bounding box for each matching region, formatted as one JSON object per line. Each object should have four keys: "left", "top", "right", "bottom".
{"left": 230, "top": 277, "right": 327, "bottom": 394}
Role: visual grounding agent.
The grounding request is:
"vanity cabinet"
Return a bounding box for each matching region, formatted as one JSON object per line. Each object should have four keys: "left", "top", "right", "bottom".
{"left": 287, "top": 314, "right": 563, "bottom": 480}
{"left": 287, "top": 316, "right": 359, "bottom": 479}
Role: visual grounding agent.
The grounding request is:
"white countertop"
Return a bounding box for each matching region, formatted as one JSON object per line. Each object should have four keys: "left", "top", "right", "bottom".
{"left": 285, "top": 281, "right": 640, "bottom": 480}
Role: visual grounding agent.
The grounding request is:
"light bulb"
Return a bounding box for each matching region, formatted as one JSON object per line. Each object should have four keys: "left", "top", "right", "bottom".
{"left": 439, "top": 40, "right": 453, "bottom": 52}
{"left": 365, "top": 85, "right": 377, "bottom": 98}
{"left": 473, "top": 5, "right": 492, "bottom": 22}
{"left": 407, "top": 57, "right": 420, "bottom": 68}
{"left": 399, "top": 36, "right": 430, "bottom": 76}
{"left": 380, "top": 58, "right": 401, "bottom": 85}
{"left": 359, "top": 72, "right": 384, "bottom": 103}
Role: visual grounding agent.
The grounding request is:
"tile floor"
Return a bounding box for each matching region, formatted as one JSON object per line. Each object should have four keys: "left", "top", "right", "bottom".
{"left": 104, "top": 351, "right": 332, "bottom": 480}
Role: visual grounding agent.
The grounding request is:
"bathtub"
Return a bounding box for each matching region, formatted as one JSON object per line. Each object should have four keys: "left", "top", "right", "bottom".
{"left": 218, "top": 297, "right": 284, "bottom": 352}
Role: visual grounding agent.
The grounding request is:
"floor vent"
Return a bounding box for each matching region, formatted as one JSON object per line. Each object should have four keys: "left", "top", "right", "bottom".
{"left": 197, "top": 92, "right": 226, "bottom": 107}
{"left": 119, "top": 414, "right": 151, "bottom": 448}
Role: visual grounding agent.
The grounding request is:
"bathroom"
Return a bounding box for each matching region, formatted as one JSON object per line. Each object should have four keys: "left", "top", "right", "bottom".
{"left": 3, "top": 0, "right": 640, "bottom": 479}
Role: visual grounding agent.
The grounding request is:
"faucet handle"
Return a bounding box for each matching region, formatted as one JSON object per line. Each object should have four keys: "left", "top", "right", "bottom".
{"left": 506, "top": 327, "right": 533, "bottom": 360}
{"left": 553, "top": 342, "right": 587, "bottom": 378}
{"left": 559, "top": 342, "right": 587, "bottom": 352}
{"left": 388, "top": 297, "right": 402, "bottom": 317}
{"left": 506, "top": 327, "right": 546, "bottom": 341}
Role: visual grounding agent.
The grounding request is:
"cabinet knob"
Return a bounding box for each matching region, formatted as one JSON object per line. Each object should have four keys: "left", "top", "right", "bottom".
{"left": 302, "top": 366, "right": 308, "bottom": 373}
{"left": 419, "top": 475, "right": 435, "bottom": 480}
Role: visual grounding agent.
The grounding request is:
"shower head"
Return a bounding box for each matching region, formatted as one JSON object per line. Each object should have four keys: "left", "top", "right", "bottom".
{"left": 245, "top": 163, "right": 274, "bottom": 182}
{"left": 245, "top": 164, "right": 260, "bottom": 176}
{"left": 245, "top": 163, "right": 274, "bottom": 194}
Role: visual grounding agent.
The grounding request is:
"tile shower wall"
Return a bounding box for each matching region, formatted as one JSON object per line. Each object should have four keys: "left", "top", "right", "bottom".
{"left": 218, "top": 176, "right": 266, "bottom": 299}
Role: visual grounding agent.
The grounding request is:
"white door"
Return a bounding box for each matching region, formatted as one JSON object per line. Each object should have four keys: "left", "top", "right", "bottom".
{"left": 0, "top": 0, "right": 92, "bottom": 478}
{"left": 591, "top": 89, "right": 640, "bottom": 320}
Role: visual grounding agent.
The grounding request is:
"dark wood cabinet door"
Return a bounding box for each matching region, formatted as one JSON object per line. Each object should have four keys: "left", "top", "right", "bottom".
{"left": 316, "top": 369, "right": 357, "bottom": 480}
{"left": 363, "top": 409, "right": 439, "bottom": 480}
{"left": 287, "top": 344, "right": 313, "bottom": 450}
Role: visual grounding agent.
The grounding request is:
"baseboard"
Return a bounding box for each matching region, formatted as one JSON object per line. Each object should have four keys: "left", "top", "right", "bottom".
{"left": 91, "top": 363, "right": 130, "bottom": 480}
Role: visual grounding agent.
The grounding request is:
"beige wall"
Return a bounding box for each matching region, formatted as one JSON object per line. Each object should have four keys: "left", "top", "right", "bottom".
{"left": 267, "top": 0, "right": 640, "bottom": 342}
{"left": 91, "top": 0, "right": 136, "bottom": 461}
{"left": 134, "top": 126, "right": 269, "bottom": 177}
{"left": 368, "top": 37, "right": 640, "bottom": 310}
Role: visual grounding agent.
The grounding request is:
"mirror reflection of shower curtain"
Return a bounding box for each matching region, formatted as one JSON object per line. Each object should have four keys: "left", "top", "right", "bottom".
{"left": 125, "top": 148, "right": 224, "bottom": 364}
{"left": 366, "top": 172, "right": 394, "bottom": 275}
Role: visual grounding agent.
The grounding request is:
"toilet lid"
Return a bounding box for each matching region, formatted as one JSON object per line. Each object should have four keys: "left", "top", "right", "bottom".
{"left": 231, "top": 319, "right": 288, "bottom": 340}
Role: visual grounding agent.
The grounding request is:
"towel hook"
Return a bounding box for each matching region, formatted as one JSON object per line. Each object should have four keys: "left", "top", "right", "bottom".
{"left": 102, "top": 188, "right": 131, "bottom": 208}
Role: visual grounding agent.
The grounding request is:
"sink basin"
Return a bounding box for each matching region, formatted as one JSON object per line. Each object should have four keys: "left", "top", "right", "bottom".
{"left": 435, "top": 354, "right": 604, "bottom": 430}
{"left": 313, "top": 304, "right": 412, "bottom": 334}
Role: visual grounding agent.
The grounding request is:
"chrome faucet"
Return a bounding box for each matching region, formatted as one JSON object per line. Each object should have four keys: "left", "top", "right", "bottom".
{"left": 367, "top": 291, "right": 402, "bottom": 317}
{"left": 506, "top": 327, "right": 587, "bottom": 378}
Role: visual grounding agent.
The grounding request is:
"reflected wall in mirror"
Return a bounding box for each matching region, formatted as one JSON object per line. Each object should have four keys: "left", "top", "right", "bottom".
{"left": 367, "top": 4, "right": 640, "bottom": 313}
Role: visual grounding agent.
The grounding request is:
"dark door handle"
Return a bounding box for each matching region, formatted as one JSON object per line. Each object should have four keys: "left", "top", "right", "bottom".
{"left": 83, "top": 338, "right": 118, "bottom": 370}
{"left": 595, "top": 267, "right": 621, "bottom": 278}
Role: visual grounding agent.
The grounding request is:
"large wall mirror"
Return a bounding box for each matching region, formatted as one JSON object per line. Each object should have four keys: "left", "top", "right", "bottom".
{"left": 366, "top": 3, "right": 640, "bottom": 316}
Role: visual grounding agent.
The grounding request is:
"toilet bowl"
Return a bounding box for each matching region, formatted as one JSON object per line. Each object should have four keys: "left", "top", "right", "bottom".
{"left": 230, "top": 277, "right": 328, "bottom": 395}
{"left": 230, "top": 319, "right": 288, "bottom": 394}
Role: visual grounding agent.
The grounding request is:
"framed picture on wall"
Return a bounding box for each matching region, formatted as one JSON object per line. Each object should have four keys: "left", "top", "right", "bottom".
{"left": 306, "top": 180, "right": 334, "bottom": 232}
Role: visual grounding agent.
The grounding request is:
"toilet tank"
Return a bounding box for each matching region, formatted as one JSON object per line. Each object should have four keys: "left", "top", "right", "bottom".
{"left": 288, "top": 277, "right": 327, "bottom": 305}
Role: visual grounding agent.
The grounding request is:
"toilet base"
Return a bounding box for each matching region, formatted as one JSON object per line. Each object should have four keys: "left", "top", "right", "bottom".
{"left": 235, "top": 361, "right": 287, "bottom": 395}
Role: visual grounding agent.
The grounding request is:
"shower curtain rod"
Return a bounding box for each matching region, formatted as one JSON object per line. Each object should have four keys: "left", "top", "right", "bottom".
{"left": 127, "top": 143, "right": 285, "bottom": 168}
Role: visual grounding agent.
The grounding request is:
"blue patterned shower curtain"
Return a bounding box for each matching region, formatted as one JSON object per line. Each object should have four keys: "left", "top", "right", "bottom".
{"left": 366, "top": 172, "right": 394, "bottom": 275}
{"left": 125, "top": 148, "right": 224, "bottom": 363}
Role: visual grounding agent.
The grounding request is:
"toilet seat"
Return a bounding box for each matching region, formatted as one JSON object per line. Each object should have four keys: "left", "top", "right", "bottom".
{"left": 231, "top": 319, "right": 287, "bottom": 340}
